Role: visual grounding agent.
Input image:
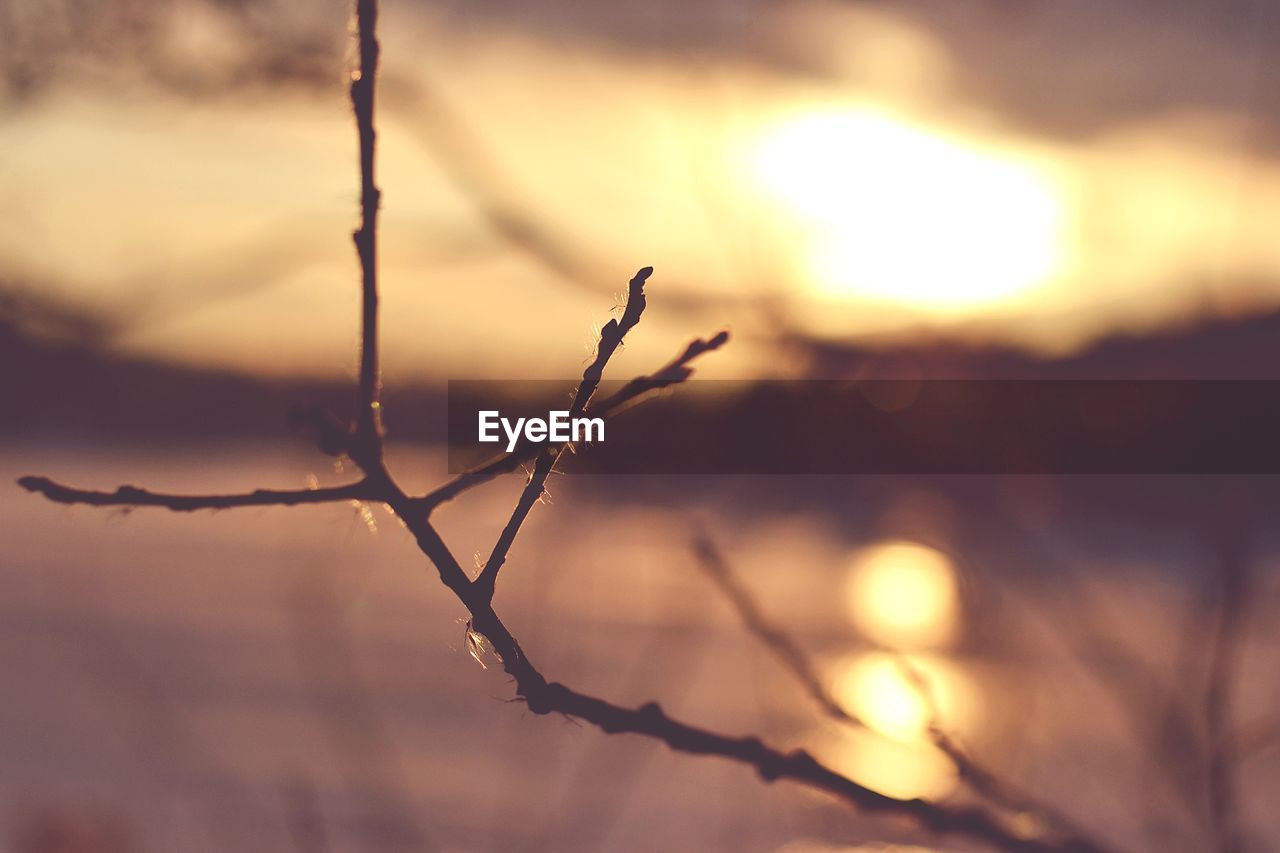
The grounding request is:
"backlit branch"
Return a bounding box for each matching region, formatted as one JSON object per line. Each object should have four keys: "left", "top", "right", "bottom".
{"left": 16, "top": 476, "right": 374, "bottom": 511}
{"left": 692, "top": 531, "right": 857, "bottom": 725}
{"left": 351, "top": 0, "right": 384, "bottom": 465}
{"left": 1205, "top": 531, "right": 1252, "bottom": 853}
{"left": 691, "top": 531, "right": 1116, "bottom": 853}
{"left": 479, "top": 680, "right": 1078, "bottom": 853}
{"left": 360, "top": 485, "right": 1082, "bottom": 853}
{"left": 14, "top": 2, "right": 1117, "bottom": 851}
{"left": 416, "top": 327, "right": 729, "bottom": 512}
{"left": 472, "top": 266, "right": 650, "bottom": 601}
{"left": 587, "top": 329, "right": 730, "bottom": 417}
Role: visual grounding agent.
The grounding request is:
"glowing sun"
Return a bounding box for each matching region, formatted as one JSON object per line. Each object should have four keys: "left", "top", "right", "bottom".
{"left": 749, "top": 108, "right": 1068, "bottom": 312}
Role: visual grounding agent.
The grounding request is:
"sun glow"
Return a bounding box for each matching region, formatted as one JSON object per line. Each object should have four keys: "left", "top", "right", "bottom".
{"left": 831, "top": 652, "right": 972, "bottom": 741}
{"left": 844, "top": 541, "right": 959, "bottom": 649}
{"left": 750, "top": 108, "right": 1068, "bottom": 312}
{"left": 823, "top": 726, "right": 956, "bottom": 800}
{"left": 821, "top": 541, "right": 979, "bottom": 800}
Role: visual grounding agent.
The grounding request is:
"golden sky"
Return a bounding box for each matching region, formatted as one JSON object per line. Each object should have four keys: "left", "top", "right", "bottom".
{"left": 3, "top": 0, "right": 1279, "bottom": 378}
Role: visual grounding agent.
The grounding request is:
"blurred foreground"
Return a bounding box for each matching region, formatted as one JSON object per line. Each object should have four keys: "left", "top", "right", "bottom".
{"left": 4, "top": 441, "right": 1278, "bottom": 852}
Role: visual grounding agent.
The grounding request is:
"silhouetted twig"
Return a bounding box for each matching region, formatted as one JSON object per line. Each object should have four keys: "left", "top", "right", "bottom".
{"left": 521, "top": 576, "right": 712, "bottom": 853}
{"left": 351, "top": 0, "right": 384, "bottom": 467}
{"left": 692, "top": 532, "right": 859, "bottom": 726}
{"left": 1204, "top": 532, "right": 1252, "bottom": 853}
{"left": 17, "top": 476, "right": 374, "bottom": 510}
{"left": 692, "top": 531, "right": 1117, "bottom": 853}
{"left": 15, "top": 3, "right": 1112, "bottom": 851}
{"left": 417, "top": 328, "right": 728, "bottom": 512}
{"left": 473, "top": 266, "right": 649, "bottom": 601}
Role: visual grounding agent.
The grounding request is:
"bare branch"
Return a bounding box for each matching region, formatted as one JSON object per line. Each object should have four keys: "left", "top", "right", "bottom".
{"left": 471, "top": 266, "right": 650, "bottom": 601}
{"left": 14, "top": 2, "right": 1123, "bottom": 850}
{"left": 691, "top": 531, "right": 1116, "bottom": 853}
{"left": 16, "top": 476, "right": 374, "bottom": 511}
{"left": 1205, "top": 531, "right": 1252, "bottom": 853}
{"left": 359, "top": 497, "right": 1081, "bottom": 853}
{"left": 351, "top": 0, "right": 384, "bottom": 465}
{"left": 416, "top": 327, "right": 729, "bottom": 511}
{"left": 500, "top": 681, "right": 1078, "bottom": 853}
{"left": 587, "top": 329, "right": 730, "bottom": 417}
{"left": 692, "top": 532, "right": 857, "bottom": 725}
{"left": 567, "top": 265, "right": 650, "bottom": 417}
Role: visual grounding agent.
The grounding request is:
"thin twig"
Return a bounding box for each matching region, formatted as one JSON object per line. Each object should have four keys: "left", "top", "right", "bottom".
{"left": 16, "top": 476, "right": 374, "bottom": 511}
{"left": 14, "top": 3, "right": 1113, "bottom": 851}
{"left": 495, "top": 681, "right": 1073, "bottom": 853}
{"left": 21, "top": 380, "right": 1078, "bottom": 853}
{"left": 587, "top": 330, "right": 730, "bottom": 417}
{"left": 379, "top": 501, "right": 1080, "bottom": 853}
{"left": 471, "top": 267, "right": 650, "bottom": 602}
{"left": 692, "top": 532, "right": 857, "bottom": 726}
{"left": 691, "top": 531, "right": 1116, "bottom": 853}
{"left": 1204, "top": 530, "right": 1251, "bottom": 853}
{"left": 415, "top": 328, "right": 728, "bottom": 512}
{"left": 351, "top": 0, "right": 384, "bottom": 465}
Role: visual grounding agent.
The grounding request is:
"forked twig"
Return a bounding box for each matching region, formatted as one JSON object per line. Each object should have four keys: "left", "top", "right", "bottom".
{"left": 415, "top": 327, "right": 729, "bottom": 512}
{"left": 15, "top": 3, "right": 1109, "bottom": 850}
{"left": 692, "top": 531, "right": 1117, "bottom": 853}
{"left": 472, "top": 267, "right": 649, "bottom": 601}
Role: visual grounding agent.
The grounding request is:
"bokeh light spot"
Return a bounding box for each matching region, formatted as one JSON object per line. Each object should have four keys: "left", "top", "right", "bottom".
{"left": 843, "top": 540, "right": 959, "bottom": 648}
{"left": 749, "top": 108, "right": 1068, "bottom": 312}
